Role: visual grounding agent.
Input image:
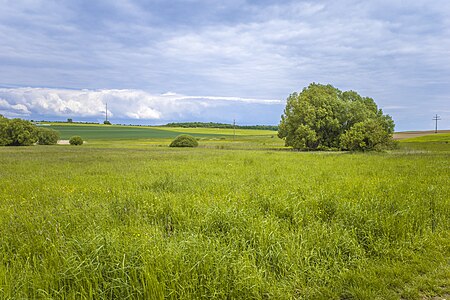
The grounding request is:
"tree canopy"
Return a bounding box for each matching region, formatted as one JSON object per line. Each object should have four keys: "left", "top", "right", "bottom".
{"left": 278, "top": 83, "right": 395, "bottom": 151}
{"left": 0, "top": 115, "right": 38, "bottom": 146}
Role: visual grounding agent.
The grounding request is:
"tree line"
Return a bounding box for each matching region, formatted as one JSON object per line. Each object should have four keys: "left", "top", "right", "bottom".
{"left": 162, "top": 122, "right": 278, "bottom": 131}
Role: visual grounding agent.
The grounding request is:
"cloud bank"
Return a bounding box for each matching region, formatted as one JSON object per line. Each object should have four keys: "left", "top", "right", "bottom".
{"left": 0, "top": 88, "right": 283, "bottom": 124}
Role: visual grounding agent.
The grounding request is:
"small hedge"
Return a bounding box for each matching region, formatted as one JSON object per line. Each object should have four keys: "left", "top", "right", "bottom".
{"left": 69, "top": 136, "right": 83, "bottom": 145}
{"left": 169, "top": 134, "right": 198, "bottom": 147}
{"left": 37, "top": 128, "right": 60, "bottom": 145}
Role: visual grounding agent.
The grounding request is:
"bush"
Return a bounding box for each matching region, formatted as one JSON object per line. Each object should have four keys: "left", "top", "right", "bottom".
{"left": 169, "top": 134, "right": 198, "bottom": 147}
{"left": 104, "top": 120, "right": 111, "bottom": 125}
{"left": 37, "top": 128, "right": 60, "bottom": 145}
{"left": 0, "top": 116, "right": 38, "bottom": 146}
{"left": 69, "top": 136, "right": 83, "bottom": 145}
{"left": 340, "top": 119, "right": 395, "bottom": 151}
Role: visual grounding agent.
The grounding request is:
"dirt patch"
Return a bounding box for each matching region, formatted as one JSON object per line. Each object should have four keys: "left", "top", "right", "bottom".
{"left": 57, "top": 140, "right": 87, "bottom": 145}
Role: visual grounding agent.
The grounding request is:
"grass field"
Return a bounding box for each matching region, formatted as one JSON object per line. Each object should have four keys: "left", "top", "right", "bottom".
{"left": 45, "top": 123, "right": 277, "bottom": 141}
{"left": 0, "top": 129, "right": 449, "bottom": 299}
{"left": 398, "top": 133, "right": 450, "bottom": 153}
{"left": 399, "top": 133, "right": 450, "bottom": 143}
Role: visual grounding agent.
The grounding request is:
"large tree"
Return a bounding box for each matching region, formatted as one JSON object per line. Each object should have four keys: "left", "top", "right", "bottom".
{"left": 278, "top": 83, "right": 395, "bottom": 151}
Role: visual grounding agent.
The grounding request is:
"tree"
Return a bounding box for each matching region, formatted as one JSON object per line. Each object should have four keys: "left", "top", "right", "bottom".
{"left": 0, "top": 116, "right": 38, "bottom": 146}
{"left": 169, "top": 134, "right": 198, "bottom": 147}
{"left": 278, "top": 83, "right": 395, "bottom": 151}
{"left": 37, "top": 128, "right": 60, "bottom": 145}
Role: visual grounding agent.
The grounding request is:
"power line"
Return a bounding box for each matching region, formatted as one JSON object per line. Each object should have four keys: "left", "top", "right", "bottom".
{"left": 432, "top": 114, "right": 441, "bottom": 133}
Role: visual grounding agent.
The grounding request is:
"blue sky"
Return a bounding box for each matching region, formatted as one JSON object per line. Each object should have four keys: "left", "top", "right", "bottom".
{"left": 0, "top": 0, "right": 449, "bottom": 130}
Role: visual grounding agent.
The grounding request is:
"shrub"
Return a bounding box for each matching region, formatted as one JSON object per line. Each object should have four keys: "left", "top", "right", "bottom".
{"left": 37, "top": 128, "right": 60, "bottom": 145}
{"left": 69, "top": 136, "right": 83, "bottom": 145}
{"left": 0, "top": 116, "right": 38, "bottom": 146}
{"left": 340, "top": 119, "right": 393, "bottom": 151}
{"left": 169, "top": 134, "right": 198, "bottom": 147}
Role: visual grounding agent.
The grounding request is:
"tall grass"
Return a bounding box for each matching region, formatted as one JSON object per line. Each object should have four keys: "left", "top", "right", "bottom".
{"left": 0, "top": 142, "right": 449, "bottom": 299}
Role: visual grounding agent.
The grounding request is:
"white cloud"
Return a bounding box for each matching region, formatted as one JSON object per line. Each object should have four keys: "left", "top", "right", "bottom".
{"left": 0, "top": 87, "right": 281, "bottom": 121}
{"left": 0, "top": 98, "right": 31, "bottom": 115}
{"left": 125, "top": 106, "right": 161, "bottom": 119}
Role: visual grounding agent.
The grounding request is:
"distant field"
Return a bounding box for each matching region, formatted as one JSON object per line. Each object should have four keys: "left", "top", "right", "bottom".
{"left": 394, "top": 130, "right": 450, "bottom": 140}
{"left": 46, "top": 123, "right": 277, "bottom": 140}
{"left": 399, "top": 132, "right": 450, "bottom": 143}
{"left": 398, "top": 132, "right": 450, "bottom": 152}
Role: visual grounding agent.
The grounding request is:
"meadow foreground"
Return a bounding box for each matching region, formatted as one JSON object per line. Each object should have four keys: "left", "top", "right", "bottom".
{"left": 0, "top": 138, "right": 449, "bottom": 299}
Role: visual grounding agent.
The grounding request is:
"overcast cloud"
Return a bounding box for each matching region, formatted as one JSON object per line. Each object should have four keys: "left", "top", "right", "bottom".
{"left": 0, "top": 0, "right": 449, "bottom": 130}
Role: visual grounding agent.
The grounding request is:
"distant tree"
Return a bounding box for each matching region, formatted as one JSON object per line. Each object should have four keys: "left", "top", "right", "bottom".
{"left": 67, "top": 118, "right": 73, "bottom": 123}
{"left": 0, "top": 116, "right": 38, "bottom": 146}
{"left": 69, "top": 136, "right": 83, "bottom": 145}
{"left": 169, "top": 134, "right": 198, "bottom": 147}
{"left": 37, "top": 128, "right": 60, "bottom": 145}
{"left": 103, "top": 120, "right": 111, "bottom": 125}
{"left": 278, "top": 83, "right": 395, "bottom": 151}
{"left": 163, "top": 122, "right": 278, "bottom": 131}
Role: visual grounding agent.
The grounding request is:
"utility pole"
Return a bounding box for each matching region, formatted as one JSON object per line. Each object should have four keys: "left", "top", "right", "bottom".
{"left": 233, "top": 119, "right": 236, "bottom": 141}
{"left": 105, "top": 102, "right": 108, "bottom": 122}
{"left": 432, "top": 114, "right": 441, "bottom": 133}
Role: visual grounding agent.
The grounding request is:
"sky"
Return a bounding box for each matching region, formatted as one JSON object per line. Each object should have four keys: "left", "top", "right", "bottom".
{"left": 0, "top": 0, "right": 449, "bottom": 130}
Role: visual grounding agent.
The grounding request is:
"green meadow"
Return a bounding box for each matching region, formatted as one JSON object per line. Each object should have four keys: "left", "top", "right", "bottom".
{"left": 0, "top": 128, "right": 449, "bottom": 299}
{"left": 46, "top": 123, "right": 277, "bottom": 140}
